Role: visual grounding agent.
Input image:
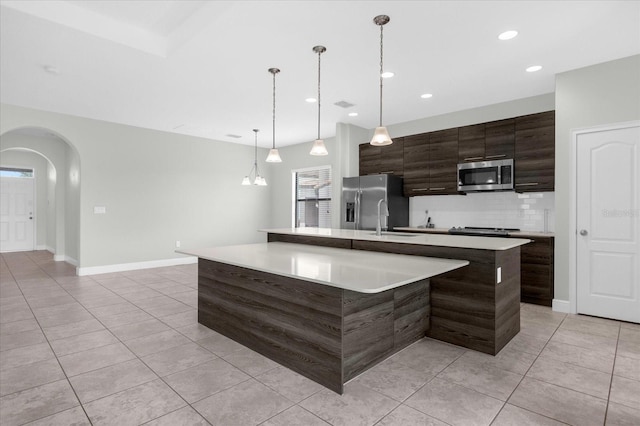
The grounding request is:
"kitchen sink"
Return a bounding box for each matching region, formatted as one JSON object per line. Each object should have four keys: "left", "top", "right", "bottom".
{"left": 368, "top": 232, "right": 419, "bottom": 238}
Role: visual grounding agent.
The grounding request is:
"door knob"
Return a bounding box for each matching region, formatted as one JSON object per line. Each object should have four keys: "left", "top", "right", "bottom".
{"left": 579, "top": 229, "right": 588, "bottom": 236}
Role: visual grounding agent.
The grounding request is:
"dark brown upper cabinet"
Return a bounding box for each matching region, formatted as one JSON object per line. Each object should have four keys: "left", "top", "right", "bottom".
{"left": 428, "top": 128, "right": 459, "bottom": 195}
{"left": 358, "top": 137, "right": 404, "bottom": 177}
{"left": 402, "top": 133, "right": 430, "bottom": 196}
{"left": 458, "top": 119, "right": 515, "bottom": 163}
{"left": 515, "top": 111, "right": 555, "bottom": 192}
{"left": 402, "top": 130, "right": 458, "bottom": 196}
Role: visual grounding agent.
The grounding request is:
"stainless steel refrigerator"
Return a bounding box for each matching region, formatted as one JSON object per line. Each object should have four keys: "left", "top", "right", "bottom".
{"left": 341, "top": 174, "right": 409, "bottom": 231}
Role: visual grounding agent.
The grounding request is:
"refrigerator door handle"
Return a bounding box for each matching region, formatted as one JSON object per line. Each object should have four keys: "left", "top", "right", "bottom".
{"left": 355, "top": 189, "right": 361, "bottom": 230}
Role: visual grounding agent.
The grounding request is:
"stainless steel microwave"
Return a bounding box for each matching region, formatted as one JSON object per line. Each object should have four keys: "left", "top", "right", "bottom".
{"left": 457, "top": 159, "right": 514, "bottom": 192}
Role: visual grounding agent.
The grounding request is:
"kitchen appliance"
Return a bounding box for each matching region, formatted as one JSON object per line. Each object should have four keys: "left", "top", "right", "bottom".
{"left": 448, "top": 226, "right": 520, "bottom": 237}
{"left": 457, "top": 159, "right": 514, "bottom": 192}
{"left": 341, "top": 174, "right": 408, "bottom": 231}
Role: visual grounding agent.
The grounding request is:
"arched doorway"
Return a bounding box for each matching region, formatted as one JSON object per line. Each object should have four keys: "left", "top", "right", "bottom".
{"left": 0, "top": 127, "right": 81, "bottom": 266}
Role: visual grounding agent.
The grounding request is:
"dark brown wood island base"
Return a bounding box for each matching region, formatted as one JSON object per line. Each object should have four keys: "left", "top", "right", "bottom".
{"left": 268, "top": 231, "right": 524, "bottom": 356}
{"left": 198, "top": 261, "right": 429, "bottom": 395}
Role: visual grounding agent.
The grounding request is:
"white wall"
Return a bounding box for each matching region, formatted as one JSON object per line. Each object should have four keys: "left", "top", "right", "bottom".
{"left": 0, "top": 150, "right": 49, "bottom": 248}
{"left": 1, "top": 104, "right": 272, "bottom": 271}
{"left": 555, "top": 55, "right": 640, "bottom": 301}
{"left": 385, "top": 94, "right": 555, "bottom": 138}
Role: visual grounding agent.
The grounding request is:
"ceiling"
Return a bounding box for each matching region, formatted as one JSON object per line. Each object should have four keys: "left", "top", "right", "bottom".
{"left": 1, "top": 1, "right": 639, "bottom": 148}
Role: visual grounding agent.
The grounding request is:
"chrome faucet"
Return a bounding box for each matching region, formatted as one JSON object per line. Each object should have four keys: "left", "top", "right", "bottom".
{"left": 376, "top": 199, "right": 389, "bottom": 236}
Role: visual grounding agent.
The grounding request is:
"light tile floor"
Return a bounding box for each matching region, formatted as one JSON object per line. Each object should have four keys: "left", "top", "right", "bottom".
{"left": 1, "top": 251, "right": 639, "bottom": 426}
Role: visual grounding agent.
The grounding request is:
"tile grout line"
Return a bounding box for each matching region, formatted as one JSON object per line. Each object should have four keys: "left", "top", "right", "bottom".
{"left": 489, "top": 309, "right": 568, "bottom": 426}
{"left": 602, "top": 324, "right": 622, "bottom": 425}
{"left": 2, "top": 254, "right": 96, "bottom": 426}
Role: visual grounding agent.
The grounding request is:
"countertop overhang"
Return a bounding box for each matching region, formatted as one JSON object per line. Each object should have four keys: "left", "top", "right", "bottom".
{"left": 178, "top": 242, "right": 468, "bottom": 293}
{"left": 261, "top": 228, "right": 531, "bottom": 251}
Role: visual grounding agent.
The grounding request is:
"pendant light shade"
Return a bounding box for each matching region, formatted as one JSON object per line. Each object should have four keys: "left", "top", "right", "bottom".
{"left": 370, "top": 14, "right": 393, "bottom": 147}
{"left": 266, "top": 68, "right": 283, "bottom": 163}
{"left": 310, "top": 45, "right": 328, "bottom": 156}
{"left": 242, "top": 129, "right": 267, "bottom": 186}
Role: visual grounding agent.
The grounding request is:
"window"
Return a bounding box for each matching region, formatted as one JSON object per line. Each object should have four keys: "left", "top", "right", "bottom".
{"left": 294, "top": 166, "right": 332, "bottom": 228}
{"left": 0, "top": 167, "right": 34, "bottom": 178}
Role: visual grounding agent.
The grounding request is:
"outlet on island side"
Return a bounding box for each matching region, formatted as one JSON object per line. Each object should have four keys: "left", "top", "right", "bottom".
{"left": 175, "top": 240, "right": 181, "bottom": 248}
{"left": 496, "top": 267, "right": 502, "bottom": 284}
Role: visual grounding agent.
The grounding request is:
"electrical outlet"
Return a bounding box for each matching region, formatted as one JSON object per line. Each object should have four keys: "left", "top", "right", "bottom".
{"left": 497, "top": 267, "right": 502, "bottom": 284}
{"left": 175, "top": 240, "right": 181, "bottom": 248}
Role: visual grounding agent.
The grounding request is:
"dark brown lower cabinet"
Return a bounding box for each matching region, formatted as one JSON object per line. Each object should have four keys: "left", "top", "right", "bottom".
{"left": 520, "top": 236, "right": 554, "bottom": 306}
{"left": 198, "top": 258, "right": 429, "bottom": 394}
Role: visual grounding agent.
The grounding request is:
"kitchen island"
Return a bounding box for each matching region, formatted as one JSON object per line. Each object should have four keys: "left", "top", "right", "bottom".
{"left": 179, "top": 242, "right": 468, "bottom": 394}
{"left": 264, "top": 228, "right": 530, "bottom": 356}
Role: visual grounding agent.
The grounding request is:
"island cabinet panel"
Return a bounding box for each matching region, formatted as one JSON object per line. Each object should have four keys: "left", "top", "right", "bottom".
{"left": 520, "top": 236, "right": 554, "bottom": 306}
{"left": 515, "top": 111, "right": 555, "bottom": 192}
{"left": 351, "top": 240, "right": 520, "bottom": 355}
{"left": 197, "top": 258, "right": 430, "bottom": 394}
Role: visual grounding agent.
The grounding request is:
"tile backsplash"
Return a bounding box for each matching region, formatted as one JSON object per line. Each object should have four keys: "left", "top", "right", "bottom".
{"left": 410, "top": 192, "right": 555, "bottom": 232}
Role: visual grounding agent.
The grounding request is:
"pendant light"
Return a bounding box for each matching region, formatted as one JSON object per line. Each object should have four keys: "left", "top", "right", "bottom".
{"left": 266, "top": 68, "right": 283, "bottom": 162}
{"left": 242, "top": 129, "right": 267, "bottom": 186}
{"left": 310, "top": 45, "right": 328, "bottom": 156}
{"left": 370, "top": 14, "right": 393, "bottom": 146}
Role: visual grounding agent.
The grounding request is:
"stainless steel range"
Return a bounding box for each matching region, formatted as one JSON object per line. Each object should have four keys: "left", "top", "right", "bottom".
{"left": 448, "top": 226, "right": 520, "bottom": 237}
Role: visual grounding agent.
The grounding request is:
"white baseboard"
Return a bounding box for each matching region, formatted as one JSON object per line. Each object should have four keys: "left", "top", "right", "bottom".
{"left": 65, "top": 256, "right": 78, "bottom": 267}
{"left": 552, "top": 299, "right": 570, "bottom": 313}
{"left": 36, "top": 244, "right": 47, "bottom": 250}
{"left": 77, "top": 256, "right": 197, "bottom": 276}
{"left": 53, "top": 254, "right": 65, "bottom": 262}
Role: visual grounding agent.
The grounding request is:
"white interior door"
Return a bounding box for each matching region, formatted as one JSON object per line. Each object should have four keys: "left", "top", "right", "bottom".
{"left": 0, "top": 177, "right": 35, "bottom": 252}
{"left": 576, "top": 125, "right": 640, "bottom": 323}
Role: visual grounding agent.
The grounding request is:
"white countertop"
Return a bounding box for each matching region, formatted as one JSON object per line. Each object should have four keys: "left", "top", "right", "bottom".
{"left": 262, "top": 228, "right": 531, "bottom": 251}
{"left": 178, "top": 242, "right": 468, "bottom": 294}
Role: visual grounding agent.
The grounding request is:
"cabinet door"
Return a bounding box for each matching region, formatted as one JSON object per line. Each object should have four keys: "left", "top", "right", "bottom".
{"left": 359, "top": 144, "right": 381, "bottom": 176}
{"left": 428, "top": 128, "right": 459, "bottom": 195}
{"left": 403, "top": 133, "right": 430, "bottom": 196}
{"left": 515, "top": 111, "right": 555, "bottom": 192}
{"left": 379, "top": 137, "right": 404, "bottom": 176}
{"left": 521, "top": 237, "right": 554, "bottom": 306}
{"left": 458, "top": 124, "right": 485, "bottom": 163}
{"left": 485, "top": 118, "right": 515, "bottom": 160}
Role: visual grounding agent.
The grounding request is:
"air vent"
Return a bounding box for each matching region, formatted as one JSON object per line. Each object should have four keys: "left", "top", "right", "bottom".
{"left": 334, "top": 100, "right": 355, "bottom": 109}
{"left": 226, "top": 134, "right": 242, "bottom": 139}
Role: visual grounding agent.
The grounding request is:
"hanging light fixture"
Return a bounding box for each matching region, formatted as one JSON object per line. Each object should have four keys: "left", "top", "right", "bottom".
{"left": 242, "top": 129, "right": 267, "bottom": 186}
{"left": 310, "top": 45, "right": 328, "bottom": 156}
{"left": 266, "top": 67, "right": 283, "bottom": 162}
{"left": 370, "top": 14, "right": 393, "bottom": 146}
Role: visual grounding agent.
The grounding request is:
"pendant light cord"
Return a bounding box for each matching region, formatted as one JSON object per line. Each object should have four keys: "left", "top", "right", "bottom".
{"left": 379, "top": 23, "right": 384, "bottom": 127}
{"left": 317, "top": 49, "right": 322, "bottom": 140}
{"left": 272, "top": 71, "right": 276, "bottom": 150}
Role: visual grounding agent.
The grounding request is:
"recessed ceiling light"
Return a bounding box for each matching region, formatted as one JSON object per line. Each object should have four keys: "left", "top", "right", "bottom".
{"left": 381, "top": 71, "right": 394, "bottom": 78}
{"left": 526, "top": 65, "right": 542, "bottom": 72}
{"left": 348, "top": 112, "right": 358, "bottom": 117}
{"left": 43, "top": 65, "right": 59, "bottom": 75}
{"left": 305, "top": 98, "right": 317, "bottom": 103}
{"left": 420, "top": 93, "right": 433, "bottom": 99}
{"left": 498, "top": 30, "right": 518, "bottom": 40}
